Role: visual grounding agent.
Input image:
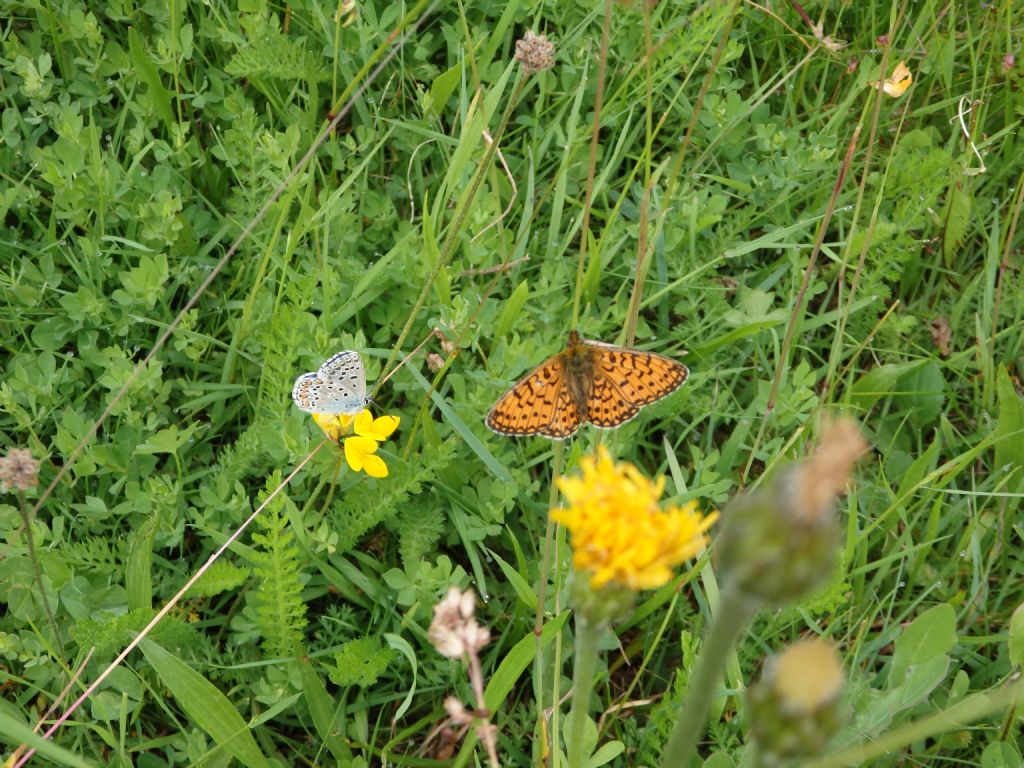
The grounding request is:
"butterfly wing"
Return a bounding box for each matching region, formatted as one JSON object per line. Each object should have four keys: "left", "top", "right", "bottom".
{"left": 586, "top": 372, "right": 641, "bottom": 428}
{"left": 588, "top": 343, "right": 688, "bottom": 406}
{"left": 292, "top": 372, "right": 326, "bottom": 413}
{"left": 292, "top": 351, "right": 368, "bottom": 414}
{"left": 486, "top": 355, "right": 584, "bottom": 438}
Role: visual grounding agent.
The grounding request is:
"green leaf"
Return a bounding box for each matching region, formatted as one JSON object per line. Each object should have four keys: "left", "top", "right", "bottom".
{"left": 384, "top": 632, "right": 419, "bottom": 721}
{"left": 139, "top": 638, "right": 272, "bottom": 768}
{"left": 848, "top": 361, "right": 924, "bottom": 411}
{"left": 890, "top": 604, "right": 956, "bottom": 685}
{"left": 902, "top": 360, "right": 945, "bottom": 427}
{"left": 0, "top": 708, "right": 96, "bottom": 767}
{"left": 493, "top": 279, "right": 528, "bottom": 340}
{"left": 896, "top": 435, "right": 940, "bottom": 499}
{"left": 429, "top": 64, "right": 460, "bottom": 115}
{"left": 942, "top": 182, "right": 971, "bottom": 264}
{"left": 30, "top": 315, "right": 75, "bottom": 352}
{"left": 135, "top": 422, "right": 199, "bottom": 454}
{"left": 487, "top": 547, "right": 537, "bottom": 611}
{"left": 126, "top": 514, "right": 158, "bottom": 610}
{"left": 588, "top": 739, "right": 625, "bottom": 767}
{"left": 296, "top": 655, "right": 353, "bottom": 764}
{"left": 115, "top": 253, "right": 169, "bottom": 309}
{"left": 981, "top": 741, "right": 1024, "bottom": 768}
{"left": 895, "top": 654, "right": 949, "bottom": 708}
{"left": 127, "top": 29, "right": 176, "bottom": 134}
{"left": 1008, "top": 603, "right": 1024, "bottom": 668}
{"left": 994, "top": 367, "right": 1024, "bottom": 477}
{"left": 329, "top": 637, "right": 395, "bottom": 688}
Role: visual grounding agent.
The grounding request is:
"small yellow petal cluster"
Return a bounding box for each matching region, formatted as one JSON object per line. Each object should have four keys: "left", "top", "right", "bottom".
{"left": 552, "top": 448, "right": 717, "bottom": 591}
{"left": 867, "top": 60, "right": 912, "bottom": 98}
{"left": 312, "top": 409, "right": 400, "bottom": 478}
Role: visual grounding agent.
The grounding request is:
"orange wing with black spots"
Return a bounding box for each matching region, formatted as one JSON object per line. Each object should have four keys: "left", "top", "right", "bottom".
{"left": 586, "top": 372, "right": 641, "bottom": 427}
{"left": 589, "top": 345, "right": 689, "bottom": 407}
{"left": 486, "top": 334, "right": 688, "bottom": 439}
{"left": 486, "top": 356, "right": 584, "bottom": 438}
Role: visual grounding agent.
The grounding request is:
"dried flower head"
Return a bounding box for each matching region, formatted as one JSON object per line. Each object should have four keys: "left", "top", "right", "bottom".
{"left": 428, "top": 587, "right": 491, "bottom": 659}
{"left": 930, "top": 317, "right": 952, "bottom": 357}
{"left": 716, "top": 418, "right": 868, "bottom": 606}
{"left": 0, "top": 448, "right": 40, "bottom": 492}
{"left": 515, "top": 31, "right": 556, "bottom": 75}
{"left": 796, "top": 419, "right": 869, "bottom": 522}
{"left": 434, "top": 329, "right": 457, "bottom": 356}
{"left": 426, "top": 352, "right": 446, "bottom": 373}
{"left": 334, "top": 0, "right": 357, "bottom": 26}
{"left": 810, "top": 22, "right": 847, "bottom": 53}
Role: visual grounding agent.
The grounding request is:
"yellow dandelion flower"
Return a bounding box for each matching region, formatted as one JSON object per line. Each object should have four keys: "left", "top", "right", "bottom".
{"left": 552, "top": 447, "right": 717, "bottom": 591}
{"left": 311, "top": 409, "right": 400, "bottom": 478}
{"left": 867, "top": 60, "right": 912, "bottom": 98}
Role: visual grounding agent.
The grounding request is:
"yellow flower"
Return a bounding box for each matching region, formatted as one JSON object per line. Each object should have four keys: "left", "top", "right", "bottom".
{"left": 552, "top": 447, "right": 717, "bottom": 591}
{"left": 312, "top": 412, "right": 358, "bottom": 441}
{"left": 867, "top": 60, "right": 912, "bottom": 98}
{"left": 311, "top": 409, "right": 400, "bottom": 478}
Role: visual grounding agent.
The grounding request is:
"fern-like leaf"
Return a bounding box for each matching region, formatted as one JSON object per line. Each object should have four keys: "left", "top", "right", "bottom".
{"left": 250, "top": 470, "right": 308, "bottom": 658}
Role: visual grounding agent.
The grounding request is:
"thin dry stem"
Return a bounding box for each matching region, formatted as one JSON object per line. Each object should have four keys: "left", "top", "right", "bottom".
{"left": 471, "top": 129, "right": 518, "bottom": 243}
{"left": 22, "top": 0, "right": 436, "bottom": 547}
{"left": 767, "top": 124, "right": 860, "bottom": 413}
{"left": 571, "top": 0, "right": 614, "bottom": 329}
{"left": 13, "top": 444, "right": 326, "bottom": 766}
{"left": 623, "top": 1, "right": 656, "bottom": 347}
{"left": 991, "top": 169, "right": 1024, "bottom": 346}
{"left": 376, "top": 73, "right": 527, "bottom": 399}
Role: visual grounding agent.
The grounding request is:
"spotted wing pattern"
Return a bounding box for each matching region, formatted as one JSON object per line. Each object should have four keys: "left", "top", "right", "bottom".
{"left": 291, "top": 351, "right": 368, "bottom": 414}
{"left": 588, "top": 344, "right": 689, "bottom": 408}
{"left": 486, "top": 335, "right": 688, "bottom": 439}
{"left": 586, "top": 372, "right": 641, "bottom": 428}
{"left": 485, "top": 356, "right": 584, "bottom": 438}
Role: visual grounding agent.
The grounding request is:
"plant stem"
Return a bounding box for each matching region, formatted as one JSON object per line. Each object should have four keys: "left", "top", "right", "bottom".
{"left": 18, "top": 493, "right": 65, "bottom": 661}
{"left": 378, "top": 72, "right": 527, "bottom": 393}
{"left": 567, "top": 612, "right": 603, "bottom": 768}
{"left": 659, "top": 587, "right": 756, "bottom": 768}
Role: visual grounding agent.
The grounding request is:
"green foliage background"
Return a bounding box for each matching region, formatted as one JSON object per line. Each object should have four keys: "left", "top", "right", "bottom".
{"left": 2, "top": 0, "right": 1024, "bottom": 765}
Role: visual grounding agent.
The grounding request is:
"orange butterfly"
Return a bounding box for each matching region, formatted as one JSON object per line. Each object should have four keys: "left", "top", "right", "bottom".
{"left": 486, "top": 331, "right": 689, "bottom": 439}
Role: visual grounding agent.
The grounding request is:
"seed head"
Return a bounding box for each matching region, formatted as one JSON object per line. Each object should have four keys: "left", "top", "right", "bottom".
{"left": 515, "top": 31, "right": 555, "bottom": 75}
{"left": 0, "top": 448, "right": 40, "bottom": 492}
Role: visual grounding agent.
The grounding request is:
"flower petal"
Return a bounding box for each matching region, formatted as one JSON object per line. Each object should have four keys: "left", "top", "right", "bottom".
{"left": 354, "top": 410, "right": 401, "bottom": 441}
{"left": 867, "top": 60, "right": 912, "bottom": 98}
{"left": 368, "top": 414, "right": 400, "bottom": 441}
{"left": 353, "top": 410, "right": 374, "bottom": 436}
{"left": 361, "top": 453, "right": 389, "bottom": 478}
{"left": 313, "top": 412, "right": 356, "bottom": 441}
{"left": 344, "top": 435, "right": 379, "bottom": 473}
{"left": 552, "top": 447, "right": 716, "bottom": 592}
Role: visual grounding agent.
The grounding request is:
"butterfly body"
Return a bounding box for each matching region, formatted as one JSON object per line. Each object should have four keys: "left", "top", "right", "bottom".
{"left": 486, "top": 331, "right": 688, "bottom": 439}
{"left": 292, "top": 350, "right": 369, "bottom": 414}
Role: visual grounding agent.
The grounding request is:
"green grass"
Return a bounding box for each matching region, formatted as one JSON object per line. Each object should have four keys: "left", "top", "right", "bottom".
{"left": 2, "top": 1, "right": 1024, "bottom": 766}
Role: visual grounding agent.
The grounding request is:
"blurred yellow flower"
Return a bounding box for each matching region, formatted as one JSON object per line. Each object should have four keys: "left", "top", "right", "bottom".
{"left": 867, "top": 60, "right": 912, "bottom": 97}
{"left": 312, "top": 409, "right": 400, "bottom": 478}
{"left": 312, "top": 412, "right": 357, "bottom": 441}
{"left": 552, "top": 447, "right": 717, "bottom": 591}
